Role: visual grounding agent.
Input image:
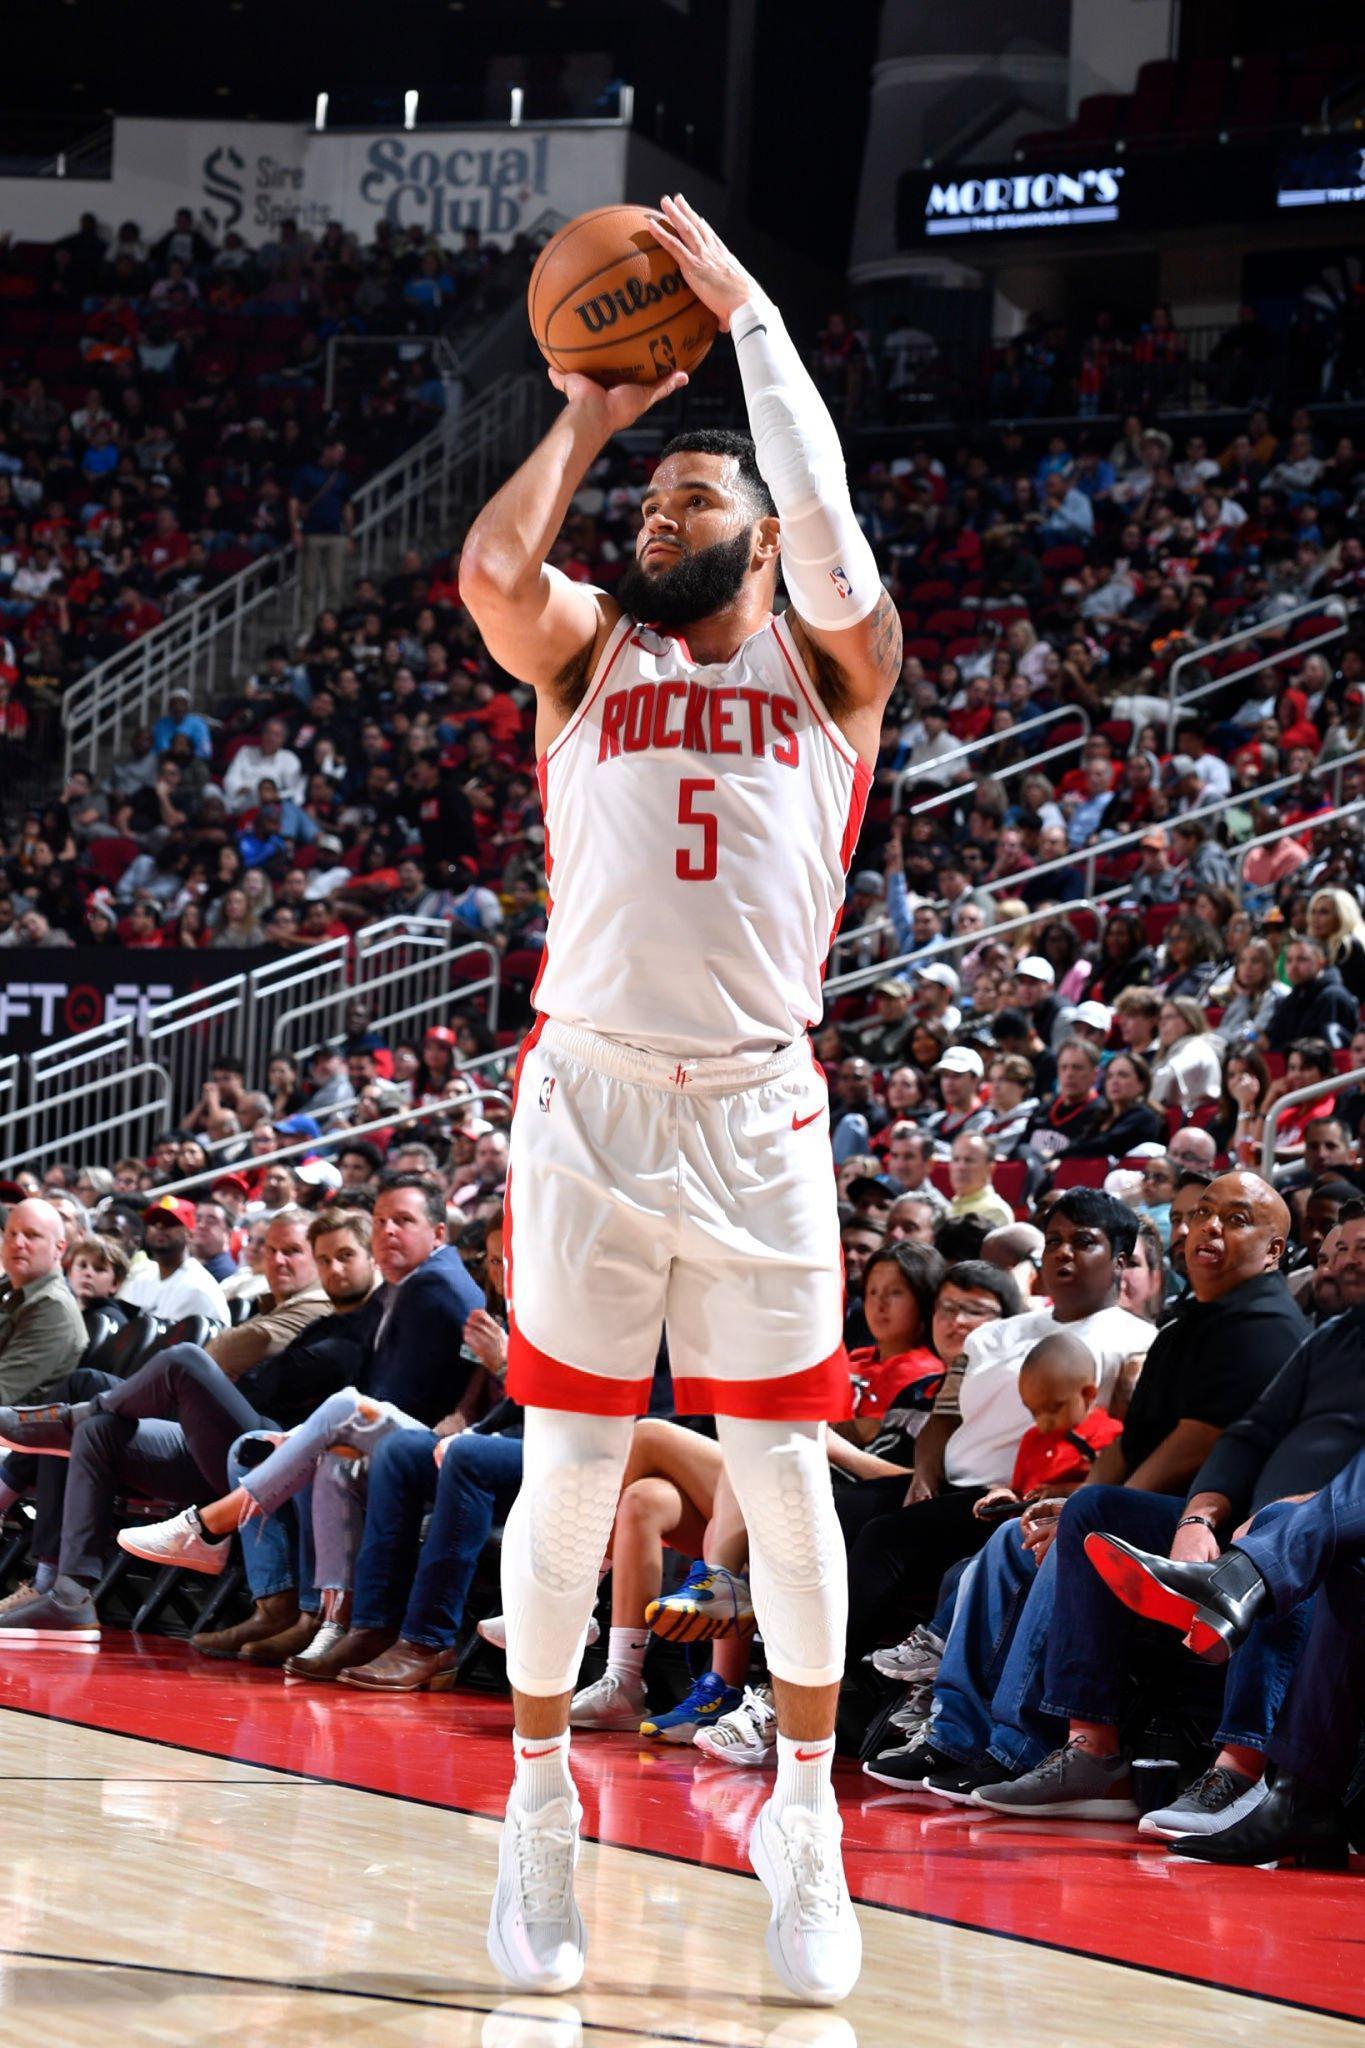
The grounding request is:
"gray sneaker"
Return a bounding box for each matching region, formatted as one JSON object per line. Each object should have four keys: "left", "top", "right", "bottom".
{"left": 973, "top": 1738, "right": 1138, "bottom": 1820}
{"left": 0, "top": 1581, "right": 99, "bottom": 1643}
{"left": 1139, "top": 1765, "right": 1268, "bottom": 1839}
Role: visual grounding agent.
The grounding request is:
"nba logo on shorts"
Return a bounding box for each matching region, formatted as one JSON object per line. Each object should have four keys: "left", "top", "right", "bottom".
{"left": 829, "top": 565, "right": 852, "bottom": 600}
{"left": 539, "top": 1076, "right": 556, "bottom": 1113}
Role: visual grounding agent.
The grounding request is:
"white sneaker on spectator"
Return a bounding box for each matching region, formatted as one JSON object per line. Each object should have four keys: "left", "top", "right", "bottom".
{"left": 869, "top": 1625, "right": 943, "bottom": 1685}
{"left": 1139, "top": 1765, "right": 1268, "bottom": 1839}
{"left": 749, "top": 1797, "right": 862, "bottom": 2005}
{"left": 479, "top": 1613, "right": 600, "bottom": 1652}
{"left": 694, "top": 1684, "right": 777, "bottom": 1767}
{"left": 116, "top": 1508, "right": 229, "bottom": 1577}
{"left": 486, "top": 1792, "right": 586, "bottom": 1995}
{"left": 568, "top": 1670, "right": 646, "bottom": 1731}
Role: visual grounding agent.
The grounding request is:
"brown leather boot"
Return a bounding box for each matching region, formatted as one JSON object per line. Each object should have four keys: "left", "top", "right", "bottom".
{"left": 284, "top": 1624, "right": 398, "bottom": 1681}
{"left": 192, "top": 1591, "right": 300, "bottom": 1660}
{"left": 239, "top": 1611, "right": 323, "bottom": 1667}
{"left": 338, "top": 1638, "right": 459, "bottom": 1692}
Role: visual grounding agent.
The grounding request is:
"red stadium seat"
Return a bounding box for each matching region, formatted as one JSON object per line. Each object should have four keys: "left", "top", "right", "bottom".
{"left": 909, "top": 580, "right": 956, "bottom": 607}
{"left": 1143, "top": 904, "right": 1180, "bottom": 948}
{"left": 1052, "top": 1158, "right": 1110, "bottom": 1190}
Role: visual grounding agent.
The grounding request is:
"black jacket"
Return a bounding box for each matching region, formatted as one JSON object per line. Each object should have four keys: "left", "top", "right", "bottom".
{"left": 1264, "top": 965, "right": 1359, "bottom": 1052}
{"left": 1192, "top": 1304, "right": 1365, "bottom": 1517}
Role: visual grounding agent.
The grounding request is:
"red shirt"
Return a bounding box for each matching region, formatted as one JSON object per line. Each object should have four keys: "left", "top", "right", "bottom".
{"left": 1011, "top": 1407, "right": 1123, "bottom": 1498}
{"left": 847, "top": 1346, "right": 946, "bottom": 1419}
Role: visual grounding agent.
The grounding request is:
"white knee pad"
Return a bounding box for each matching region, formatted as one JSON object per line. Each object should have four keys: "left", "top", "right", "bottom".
{"left": 716, "top": 1417, "right": 847, "bottom": 1688}
{"left": 501, "top": 1407, "right": 633, "bottom": 1697}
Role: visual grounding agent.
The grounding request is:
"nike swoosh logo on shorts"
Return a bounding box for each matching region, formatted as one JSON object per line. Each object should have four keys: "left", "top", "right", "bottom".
{"left": 791, "top": 1109, "right": 823, "bottom": 1131}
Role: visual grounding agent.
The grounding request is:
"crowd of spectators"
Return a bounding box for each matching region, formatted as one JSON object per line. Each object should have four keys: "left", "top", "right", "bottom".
{"left": 0, "top": 210, "right": 530, "bottom": 771}
{"left": 0, "top": 290, "right": 1362, "bottom": 1867}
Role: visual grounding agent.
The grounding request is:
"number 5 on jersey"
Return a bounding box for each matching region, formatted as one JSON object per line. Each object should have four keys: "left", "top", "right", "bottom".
{"left": 676, "top": 777, "right": 718, "bottom": 882}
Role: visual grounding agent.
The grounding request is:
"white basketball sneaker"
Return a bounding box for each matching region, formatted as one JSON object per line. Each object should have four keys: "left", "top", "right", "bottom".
{"left": 693, "top": 1683, "right": 777, "bottom": 1767}
{"left": 486, "top": 1792, "right": 586, "bottom": 1995}
{"left": 749, "top": 1797, "right": 862, "bottom": 2006}
{"left": 568, "top": 1670, "right": 647, "bottom": 1731}
{"left": 116, "top": 1507, "right": 230, "bottom": 1576}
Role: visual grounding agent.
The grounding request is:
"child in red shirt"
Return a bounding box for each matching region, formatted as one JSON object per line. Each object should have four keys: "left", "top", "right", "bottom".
{"left": 973, "top": 1329, "right": 1123, "bottom": 1523}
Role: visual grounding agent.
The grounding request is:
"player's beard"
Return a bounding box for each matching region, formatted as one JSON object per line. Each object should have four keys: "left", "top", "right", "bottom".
{"left": 617, "top": 529, "right": 755, "bottom": 629}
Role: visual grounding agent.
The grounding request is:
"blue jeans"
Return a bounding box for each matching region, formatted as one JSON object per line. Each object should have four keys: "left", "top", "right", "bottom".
{"left": 1036, "top": 1487, "right": 1310, "bottom": 1760}
{"left": 353, "top": 1427, "right": 523, "bottom": 1648}
{"left": 227, "top": 1440, "right": 317, "bottom": 1613}
{"left": 931, "top": 1519, "right": 1049, "bottom": 1766}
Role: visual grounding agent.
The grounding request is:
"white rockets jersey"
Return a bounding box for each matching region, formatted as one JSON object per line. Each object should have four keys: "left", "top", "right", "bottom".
{"left": 531, "top": 609, "right": 872, "bottom": 1059}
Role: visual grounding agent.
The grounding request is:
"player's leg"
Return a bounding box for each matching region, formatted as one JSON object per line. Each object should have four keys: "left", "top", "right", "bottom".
{"left": 489, "top": 1025, "right": 670, "bottom": 1994}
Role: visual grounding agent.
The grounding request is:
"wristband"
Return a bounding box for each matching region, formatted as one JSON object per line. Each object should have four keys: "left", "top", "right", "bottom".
{"left": 1176, "top": 1513, "right": 1218, "bottom": 1533}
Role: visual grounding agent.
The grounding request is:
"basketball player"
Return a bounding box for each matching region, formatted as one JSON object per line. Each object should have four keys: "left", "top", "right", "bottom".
{"left": 461, "top": 193, "right": 900, "bottom": 2005}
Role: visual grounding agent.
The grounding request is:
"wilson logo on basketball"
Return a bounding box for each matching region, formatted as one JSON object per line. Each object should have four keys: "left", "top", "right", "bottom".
{"left": 573, "top": 270, "right": 685, "bottom": 333}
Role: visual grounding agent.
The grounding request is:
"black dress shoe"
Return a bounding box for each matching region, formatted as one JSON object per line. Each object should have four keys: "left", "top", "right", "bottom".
{"left": 1083, "top": 1531, "right": 1269, "bottom": 1663}
{"left": 1168, "top": 1774, "right": 1350, "bottom": 1869}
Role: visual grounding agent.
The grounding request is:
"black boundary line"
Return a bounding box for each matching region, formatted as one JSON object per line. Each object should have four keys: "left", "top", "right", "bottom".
{"left": 0, "top": 1941, "right": 756, "bottom": 2041}
{"left": 2, "top": 1698, "right": 1361, "bottom": 2030}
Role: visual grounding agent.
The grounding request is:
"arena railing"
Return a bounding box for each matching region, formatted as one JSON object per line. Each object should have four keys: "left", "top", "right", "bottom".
{"left": 145, "top": 1087, "right": 513, "bottom": 1203}
{"left": 1165, "top": 594, "right": 1356, "bottom": 743}
{"left": 967, "top": 751, "right": 1365, "bottom": 904}
{"left": 0, "top": 920, "right": 501, "bottom": 1175}
{"left": 892, "top": 706, "right": 1091, "bottom": 815}
{"left": 822, "top": 896, "right": 1109, "bottom": 1003}
{"left": 61, "top": 371, "right": 548, "bottom": 777}
{"left": 1261, "top": 1069, "right": 1365, "bottom": 1176}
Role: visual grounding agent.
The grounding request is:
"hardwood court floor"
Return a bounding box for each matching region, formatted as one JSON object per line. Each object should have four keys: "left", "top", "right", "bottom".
{"left": 0, "top": 1635, "right": 1359, "bottom": 2046}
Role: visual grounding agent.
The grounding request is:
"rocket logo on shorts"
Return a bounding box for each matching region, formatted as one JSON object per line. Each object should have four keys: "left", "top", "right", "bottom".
{"left": 829, "top": 565, "right": 853, "bottom": 600}
{"left": 539, "top": 1076, "right": 556, "bottom": 1113}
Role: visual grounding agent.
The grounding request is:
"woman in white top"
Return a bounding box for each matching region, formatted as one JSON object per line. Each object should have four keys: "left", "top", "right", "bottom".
{"left": 1214, "top": 937, "right": 1287, "bottom": 1044}
{"left": 1148, "top": 995, "right": 1224, "bottom": 1113}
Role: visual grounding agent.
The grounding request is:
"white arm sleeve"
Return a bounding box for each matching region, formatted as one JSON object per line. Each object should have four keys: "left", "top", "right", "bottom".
{"left": 731, "top": 290, "right": 883, "bottom": 632}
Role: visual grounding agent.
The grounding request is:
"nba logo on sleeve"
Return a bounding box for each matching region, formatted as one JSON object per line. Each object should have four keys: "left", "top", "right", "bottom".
{"left": 829, "top": 566, "right": 853, "bottom": 600}
{"left": 539, "top": 1076, "right": 556, "bottom": 1113}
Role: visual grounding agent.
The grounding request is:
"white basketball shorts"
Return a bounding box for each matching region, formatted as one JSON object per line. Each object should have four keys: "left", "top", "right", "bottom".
{"left": 504, "top": 1018, "right": 851, "bottom": 1420}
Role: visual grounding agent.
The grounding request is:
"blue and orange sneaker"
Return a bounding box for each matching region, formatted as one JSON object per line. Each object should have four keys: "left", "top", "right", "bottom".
{"left": 645, "top": 1561, "right": 755, "bottom": 1643}
{"left": 639, "top": 1671, "right": 743, "bottom": 1745}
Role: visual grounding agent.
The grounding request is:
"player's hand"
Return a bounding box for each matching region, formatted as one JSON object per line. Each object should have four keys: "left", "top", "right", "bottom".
{"left": 648, "top": 193, "right": 758, "bottom": 332}
{"left": 549, "top": 366, "right": 688, "bottom": 432}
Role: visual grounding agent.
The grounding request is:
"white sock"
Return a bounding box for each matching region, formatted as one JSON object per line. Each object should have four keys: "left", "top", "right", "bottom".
{"left": 511, "top": 1727, "right": 575, "bottom": 1813}
{"left": 606, "top": 1625, "right": 647, "bottom": 1688}
{"left": 773, "top": 1730, "right": 836, "bottom": 1819}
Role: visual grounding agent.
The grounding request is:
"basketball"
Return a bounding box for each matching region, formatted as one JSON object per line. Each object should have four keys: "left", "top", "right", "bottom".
{"left": 528, "top": 203, "right": 718, "bottom": 386}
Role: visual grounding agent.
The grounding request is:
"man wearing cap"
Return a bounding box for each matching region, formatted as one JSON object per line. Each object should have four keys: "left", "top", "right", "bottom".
{"left": 1011, "top": 955, "right": 1063, "bottom": 1046}
{"left": 923, "top": 1047, "right": 990, "bottom": 1155}
{"left": 1071, "top": 1000, "right": 1115, "bottom": 1063}
{"left": 1130, "top": 830, "right": 1180, "bottom": 909}
{"left": 119, "top": 1197, "right": 229, "bottom": 1327}
{"left": 151, "top": 687, "right": 213, "bottom": 762}
{"left": 913, "top": 961, "right": 962, "bottom": 1035}
{"left": 210, "top": 1173, "right": 251, "bottom": 1225}
{"left": 852, "top": 979, "right": 917, "bottom": 1067}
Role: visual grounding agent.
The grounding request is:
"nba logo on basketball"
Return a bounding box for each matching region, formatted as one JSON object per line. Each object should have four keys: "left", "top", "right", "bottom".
{"left": 539, "top": 1076, "right": 556, "bottom": 1113}
{"left": 829, "top": 566, "right": 853, "bottom": 600}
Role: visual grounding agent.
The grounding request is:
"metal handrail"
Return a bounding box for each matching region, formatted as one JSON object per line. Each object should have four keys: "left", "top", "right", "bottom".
{"left": 824, "top": 896, "right": 1108, "bottom": 1001}
{"left": 1233, "top": 797, "right": 1365, "bottom": 882}
{"left": 973, "top": 750, "right": 1365, "bottom": 901}
{"left": 148, "top": 1087, "right": 513, "bottom": 1199}
{"left": 1261, "top": 1068, "right": 1365, "bottom": 1175}
{"left": 62, "top": 372, "right": 543, "bottom": 775}
{"left": 898, "top": 709, "right": 1092, "bottom": 816}
{"left": 1165, "top": 595, "right": 1353, "bottom": 741}
{"left": 893, "top": 705, "right": 1089, "bottom": 810}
